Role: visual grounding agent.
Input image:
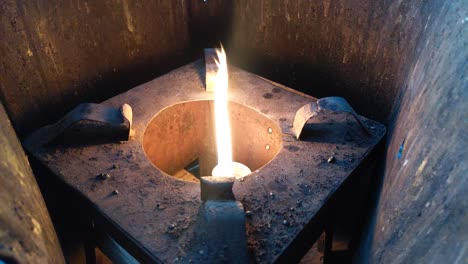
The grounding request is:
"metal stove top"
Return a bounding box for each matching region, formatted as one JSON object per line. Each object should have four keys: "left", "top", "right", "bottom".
{"left": 25, "top": 60, "right": 385, "bottom": 263}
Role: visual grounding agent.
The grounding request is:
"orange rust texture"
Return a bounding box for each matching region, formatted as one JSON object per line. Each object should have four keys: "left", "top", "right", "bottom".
{"left": 0, "top": 0, "right": 191, "bottom": 136}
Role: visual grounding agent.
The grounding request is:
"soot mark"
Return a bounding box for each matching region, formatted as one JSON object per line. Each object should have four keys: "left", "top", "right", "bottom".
{"left": 272, "top": 87, "right": 281, "bottom": 93}
{"left": 263, "top": 93, "right": 274, "bottom": 99}
{"left": 285, "top": 145, "right": 300, "bottom": 152}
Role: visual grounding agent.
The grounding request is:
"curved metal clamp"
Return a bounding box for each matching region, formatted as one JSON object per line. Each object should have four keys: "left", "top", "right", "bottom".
{"left": 25, "top": 103, "right": 132, "bottom": 147}
{"left": 292, "top": 96, "right": 370, "bottom": 139}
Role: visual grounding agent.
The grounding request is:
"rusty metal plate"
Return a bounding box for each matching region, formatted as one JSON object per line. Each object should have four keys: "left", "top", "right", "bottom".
{"left": 25, "top": 60, "right": 385, "bottom": 263}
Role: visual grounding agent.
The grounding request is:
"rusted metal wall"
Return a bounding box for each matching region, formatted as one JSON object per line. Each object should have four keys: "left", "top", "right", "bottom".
{"left": 0, "top": 0, "right": 192, "bottom": 137}
{"left": 364, "top": 1, "right": 467, "bottom": 262}
{"left": 0, "top": 1, "right": 226, "bottom": 262}
{"left": 226, "top": 0, "right": 428, "bottom": 123}
{"left": 226, "top": 0, "right": 467, "bottom": 262}
{"left": 0, "top": 102, "right": 64, "bottom": 263}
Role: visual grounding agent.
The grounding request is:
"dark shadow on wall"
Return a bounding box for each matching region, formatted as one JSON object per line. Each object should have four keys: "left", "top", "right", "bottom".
{"left": 1, "top": 51, "right": 192, "bottom": 138}
{"left": 222, "top": 0, "right": 433, "bottom": 125}
{"left": 225, "top": 52, "right": 395, "bottom": 123}
{"left": 187, "top": 0, "right": 232, "bottom": 58}
{"left": 351, "top": 78, "right": 406, "bottom": 264}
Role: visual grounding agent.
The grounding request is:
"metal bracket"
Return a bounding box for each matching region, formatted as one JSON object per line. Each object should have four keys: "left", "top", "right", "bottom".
{"left": 200, "top": 176, "right": 236, "bottom": 201}
{"left": 200, "top": 176, "right": 248, "bottom": 263}
{"left": 293, "top": 96, "right": 370, "bottom": 139}
{"left": 25, "top": 103, "right": 132, "bottom": 147}
{"left": 204, "top": 48, "right": 217, "bottom": 91}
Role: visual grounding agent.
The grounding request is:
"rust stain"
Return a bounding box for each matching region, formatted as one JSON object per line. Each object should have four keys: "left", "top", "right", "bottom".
{"left": 35, "top": 18, "right": 61, "bottom": 75}
{"left": 84, "top": 2, "right": 90, "bottom": 14}
{"left": 26, "top": 47, "right": 33, "bottom": 57}
{"left": 414, "top": 158, "right": 427, "bottom": 186}
{"left": 31, "top": 217, "right": 42, "bottom": 235}
{"left": 122, "top": 0, "right": 135, "bottom": 33}
{"left": 323, "top": 0, "right": 330, "bottom": 17}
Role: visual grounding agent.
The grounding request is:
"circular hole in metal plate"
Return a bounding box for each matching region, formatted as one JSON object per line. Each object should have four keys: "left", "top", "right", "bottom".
{"left": 143, "top": 100, "right": 282, "bottom": 182}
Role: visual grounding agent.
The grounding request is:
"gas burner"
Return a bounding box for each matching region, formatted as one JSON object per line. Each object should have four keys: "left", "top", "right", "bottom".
{"left": 26, "top": 58, "right": 385, "bottom": 263}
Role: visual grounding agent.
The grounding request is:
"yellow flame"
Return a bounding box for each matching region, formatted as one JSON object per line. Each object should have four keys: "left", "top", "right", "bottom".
{"left": 211, "top": 46, "right": 252, "bottom": 178}
{"left": 213, "top": 47, "right": 233, "bottom": 168}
